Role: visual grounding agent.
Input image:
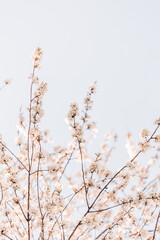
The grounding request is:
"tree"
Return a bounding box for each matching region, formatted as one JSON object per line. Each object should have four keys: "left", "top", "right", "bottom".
{"left": 0, "top": 47, "right": 160, "bottom": 240}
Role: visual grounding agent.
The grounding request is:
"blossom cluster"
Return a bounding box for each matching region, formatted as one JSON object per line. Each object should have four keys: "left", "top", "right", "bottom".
{"left": 0, "top": 49, "right": 160, "bottom": 240}
{"left": 32, "top": 47, "right": 43, "bottom": 69}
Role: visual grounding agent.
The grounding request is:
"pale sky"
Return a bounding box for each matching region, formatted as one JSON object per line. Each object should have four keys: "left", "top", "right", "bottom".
{"left": 0, "top": 0, "right": 160, "bottom": 167}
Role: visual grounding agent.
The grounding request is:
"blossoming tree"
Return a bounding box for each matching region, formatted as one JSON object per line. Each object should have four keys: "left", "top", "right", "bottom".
{"left": 0, "top": 48, "right": 160, "bottom": 240}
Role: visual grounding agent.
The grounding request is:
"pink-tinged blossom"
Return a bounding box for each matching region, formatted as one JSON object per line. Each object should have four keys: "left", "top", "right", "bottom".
{"left": 4, "top": 79, "right": 11, "bottom": 85}
{"left": 155, "top": 117, "right": 160, "bottom": 125}
{"left": 32, "top": 47, "right": 43, "bottom": 68}
{"left": 140, "top": 128, "right": 150, "bottom": 139}
{"left": 137, "top": 141, "right": 151, "bottom": 153}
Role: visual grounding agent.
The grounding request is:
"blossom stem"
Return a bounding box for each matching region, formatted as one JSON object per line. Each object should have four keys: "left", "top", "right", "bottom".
{"left": 152, "top": 209, "right": 160, "bottom": 240}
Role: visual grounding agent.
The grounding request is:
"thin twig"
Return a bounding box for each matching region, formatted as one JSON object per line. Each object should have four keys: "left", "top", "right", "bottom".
{"left": 27, "top": 67, "right": 35, "bottom": 240}
{"left": 152, "top": 209, "right": 160, "bottom": 240}
{"left": 0, "top": 142, "right": 28, "bottom": 171}
{"left": 37, "top": 142, "right": 45, "bottom": 239}
{"left": 78, "top": 141, "right": 89, "bottom": 209}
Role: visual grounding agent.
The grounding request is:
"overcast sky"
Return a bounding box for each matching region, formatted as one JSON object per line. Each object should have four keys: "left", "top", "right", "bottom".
{"left": 0, "top": 0, "right": 160, "bottom": 167}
